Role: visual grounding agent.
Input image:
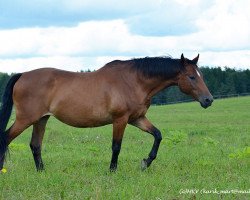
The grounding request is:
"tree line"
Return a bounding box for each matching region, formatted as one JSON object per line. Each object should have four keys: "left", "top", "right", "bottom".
{"left": 0, "top": 67, "right": 250, "bottom": 104}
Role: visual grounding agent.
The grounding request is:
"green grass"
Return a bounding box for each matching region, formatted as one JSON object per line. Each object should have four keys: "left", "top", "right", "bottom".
{"left": 1, "top": 96, "right": 250, "bottom": 200}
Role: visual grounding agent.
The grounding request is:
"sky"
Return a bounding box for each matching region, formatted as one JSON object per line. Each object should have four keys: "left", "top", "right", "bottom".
{"left": 0, "top": 0, "right": 250, "bottom": 73}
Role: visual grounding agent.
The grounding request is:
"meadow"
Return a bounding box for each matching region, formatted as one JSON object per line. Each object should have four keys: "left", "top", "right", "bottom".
{"left": 0, "top": 96, "right": 249, "bottom": 200}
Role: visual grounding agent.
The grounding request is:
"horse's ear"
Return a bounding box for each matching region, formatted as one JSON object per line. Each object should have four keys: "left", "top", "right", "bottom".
{"left": 181, "top": 53, "right": 186, "bottom": 66}
{"left": 192, "top": 54, "right": 199, "bottom": 64}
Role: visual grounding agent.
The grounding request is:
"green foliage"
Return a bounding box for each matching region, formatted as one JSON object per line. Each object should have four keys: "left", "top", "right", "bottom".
{"left": 166, "top": 130, "right": 188, "bottom": 145}
{"left": 0, "top": 97, "right": 249, "bottom": 199}
{"left": 203, "top": 137, "right": 219, "bottom": 146}
{"left": 229, "top": 147, "right": 250, "bottom": 159}
{"left": 9, "top": 143, "right": 28, "bottom": 151}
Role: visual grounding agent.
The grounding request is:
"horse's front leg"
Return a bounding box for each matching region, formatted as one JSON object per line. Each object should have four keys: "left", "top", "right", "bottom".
{"left": 130, "top": 116, "right": 162, "bottom": 170}
{"left": 110, "top": 116, "right": 128, "bottom": 172}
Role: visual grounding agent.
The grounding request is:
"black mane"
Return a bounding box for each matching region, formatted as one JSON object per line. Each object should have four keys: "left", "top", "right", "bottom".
{"left": 131, "top": 57, "right": 183, "bottom": 79}
{"left": 105, "top": 56, "right": 197, "bottom": 79}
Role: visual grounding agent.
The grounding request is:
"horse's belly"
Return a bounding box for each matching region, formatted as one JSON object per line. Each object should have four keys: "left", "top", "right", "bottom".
{"left": 53, "top": 107, "right": 113, "bottom": 128}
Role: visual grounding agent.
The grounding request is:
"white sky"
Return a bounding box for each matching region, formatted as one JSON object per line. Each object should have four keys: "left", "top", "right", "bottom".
{"left": 0, "top": 0, "right": 250, "bottom": 73}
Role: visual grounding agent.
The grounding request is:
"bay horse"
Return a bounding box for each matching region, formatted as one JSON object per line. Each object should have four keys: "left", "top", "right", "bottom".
{"left": 0, "top": 54, "right": 213, "bottom": 172}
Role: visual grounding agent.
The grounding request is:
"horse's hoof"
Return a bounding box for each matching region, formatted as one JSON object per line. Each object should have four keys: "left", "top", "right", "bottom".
{"left": 110, "top": 167, "right": 117, "bottom": 173}
{"left": 141, "top": 159, "right": 148, "bottom": 171}
{"left": 110, "top": 163, "right": 117, "bottom": 172}
{"left": 109, "top": 165, "right": 117, "bottom": 172}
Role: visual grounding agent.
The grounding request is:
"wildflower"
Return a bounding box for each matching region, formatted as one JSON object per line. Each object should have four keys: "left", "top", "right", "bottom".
{"left": 1, "top": 168, "right": 7, "bottom": 173}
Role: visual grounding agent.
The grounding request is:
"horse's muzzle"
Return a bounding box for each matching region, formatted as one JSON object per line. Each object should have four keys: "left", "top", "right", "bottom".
{"left": 199, "top": 96, "right": 214, "bottom": 109}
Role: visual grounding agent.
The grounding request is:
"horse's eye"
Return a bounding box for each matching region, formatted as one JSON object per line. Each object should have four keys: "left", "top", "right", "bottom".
{"left": 189, "top": 76, "right": 195, "bottom": 80}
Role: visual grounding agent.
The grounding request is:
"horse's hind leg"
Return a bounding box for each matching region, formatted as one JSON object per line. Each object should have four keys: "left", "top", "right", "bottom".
{"left": 30, "top": 116, "right": 49, "bottom": 171}
{"left": 7, "top": 119, "right": 32, "bottom": 143}
{"left": 0, "top": 119, "right": 33, "bottom": 169}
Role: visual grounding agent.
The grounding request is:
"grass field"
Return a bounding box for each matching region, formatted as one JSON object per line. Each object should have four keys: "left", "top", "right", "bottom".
{"left": 0, "top": 96, "right": 249, "bottom": 200}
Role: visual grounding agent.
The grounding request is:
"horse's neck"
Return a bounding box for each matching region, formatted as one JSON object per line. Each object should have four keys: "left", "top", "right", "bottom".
{"left": 139, "top": 75, "right": 178, "bottom": 99}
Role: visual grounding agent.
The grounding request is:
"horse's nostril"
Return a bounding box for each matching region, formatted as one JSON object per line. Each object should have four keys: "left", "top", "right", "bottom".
{"left": 205, "top": 97, "right": 213, "bottom": 104}
{"left": 205, "top": 98, "right": 211, "bottom": 103}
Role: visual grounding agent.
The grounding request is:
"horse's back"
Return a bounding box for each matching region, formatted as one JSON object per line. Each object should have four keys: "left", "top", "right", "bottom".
{"left": 13, "top": 68, "right": 116, "bottom": 127}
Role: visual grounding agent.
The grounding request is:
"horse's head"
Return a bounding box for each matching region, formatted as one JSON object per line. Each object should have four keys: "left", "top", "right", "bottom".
{"left": 177, "top": 54, "right": 213, "bottom": 108}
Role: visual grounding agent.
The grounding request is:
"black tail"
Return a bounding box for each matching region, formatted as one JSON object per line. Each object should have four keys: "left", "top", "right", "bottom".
{"left": 0, "top": 73, "right": 22, "bottom": 160}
